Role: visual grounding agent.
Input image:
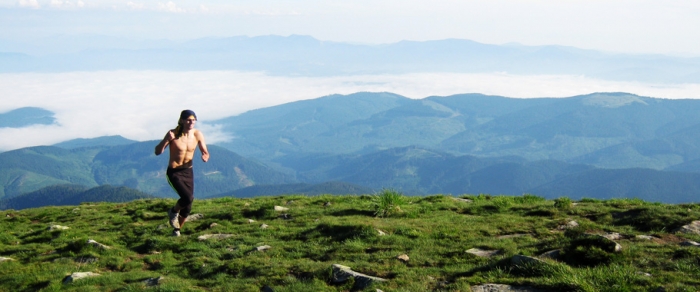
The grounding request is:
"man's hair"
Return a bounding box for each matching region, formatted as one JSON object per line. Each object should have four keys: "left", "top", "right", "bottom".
{"left": 175, "top": 109, "right": 197, "bottom": 138}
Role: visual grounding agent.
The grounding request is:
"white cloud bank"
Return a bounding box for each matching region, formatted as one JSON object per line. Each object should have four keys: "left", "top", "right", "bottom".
{"left": 1, "top": 70, "right": 699, "bottom": 151}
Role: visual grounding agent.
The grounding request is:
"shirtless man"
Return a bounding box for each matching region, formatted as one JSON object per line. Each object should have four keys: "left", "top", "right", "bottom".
{"left": 154, "top": 109, "right": 210, "bottom": 236}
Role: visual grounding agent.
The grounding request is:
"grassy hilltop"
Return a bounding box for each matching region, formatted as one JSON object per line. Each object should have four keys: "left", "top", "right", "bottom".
{"left": 1, "top": 193, "right": 699, "bottom": 291}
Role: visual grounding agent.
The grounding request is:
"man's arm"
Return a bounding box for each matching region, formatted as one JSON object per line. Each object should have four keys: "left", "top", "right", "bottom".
{"left": 155, "top": 130, "right": 175, "bottom": 155}
{"left": 196, "top": 130, "right": 210, "bottom": 162}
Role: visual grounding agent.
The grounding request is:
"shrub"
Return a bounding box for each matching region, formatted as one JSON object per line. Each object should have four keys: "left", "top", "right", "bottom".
{"left": 554, "top": 197, "right": 573, "bottom": 211}
{"left": 372, "top": 189, "right": 405, "bottom": 217}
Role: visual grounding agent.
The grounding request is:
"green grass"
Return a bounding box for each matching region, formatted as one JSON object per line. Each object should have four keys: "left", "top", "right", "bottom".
{"left": 1, "top": 194, "right": 699, "bottom": 291}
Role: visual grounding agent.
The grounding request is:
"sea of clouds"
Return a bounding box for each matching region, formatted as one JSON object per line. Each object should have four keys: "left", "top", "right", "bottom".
{"left": 1, "top": 70, "right": 700, "bottom": 151}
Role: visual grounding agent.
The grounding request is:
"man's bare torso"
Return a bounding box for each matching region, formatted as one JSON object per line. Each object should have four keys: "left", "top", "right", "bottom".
{"left": 167, "top": 130, "right": 202, "bottom": 169}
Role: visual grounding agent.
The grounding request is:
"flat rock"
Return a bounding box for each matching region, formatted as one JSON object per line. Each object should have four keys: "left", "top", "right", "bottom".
{"left": 376, "top": 229, "right": 387, "bottom": 236}
{"left": 197, "top": 234, "right": 234, "bottom": 241}
{"left": 185, "top": 213, "right": 204, "bottom": 222}
{"left": 274, "top": 206, "right": 289, "bottom": 211}
{"left": 676, "top": 221, "right": 700, "bottom": 234}
{"left": 247, "top": 219, "right": 256, "bottom": 223}
{"left": 601, "top": 232, "right": 623, "bottom": 240}
{"left": 471, "top": 284, "right": 545, "bottom": 292}
{"left": 209, "top": 223, "right": 218, "bottom": 228}
{"left": 451, "top": 197, "right": 473, "bottom": 203}
{"left": 635, "top": 235, "right": 654, "bottom": 240}
{"left": 331, "top": 264, "right": 388, "bottom": 291}
{"left": 397, "top": 254, "right": 409, "bottom": 262}
{"left": 63, "top": 272, "right": 100, "bottom": 284}
{"left": 323, "top": 202, "right": 332, "bottom": 207}
{"left": 255, "top": 245, "right": 272, "bottom": 252}
{"left": 538, "top": 249, "right": 561, "bottom": 260}
{"left": 680, "top": 240, "right": 700, "bottom": 247}
{"left": 466, "top": 248, "right": 501, "bottom": 257}
{"left": 260, "top": 224, "right": 269, "bottom": 229}
{"left": 557, "top": 220, "right": 579, "bottom": 230}
{"left": 87, "top": 239, "right": 111, "bottom": 250}
{"left": 144, "top": 276, "right": 165, "bottom": 286}
{"left": 49, "top": 225, "right": 69, "bottom": 231}
{"left": 0, "top": 257, "right": 14, "bottom": 262}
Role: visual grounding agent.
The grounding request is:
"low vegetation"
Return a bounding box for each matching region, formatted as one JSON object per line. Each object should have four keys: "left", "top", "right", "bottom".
{"left": 1, "top": 193, "right": 699, "bottom": 291}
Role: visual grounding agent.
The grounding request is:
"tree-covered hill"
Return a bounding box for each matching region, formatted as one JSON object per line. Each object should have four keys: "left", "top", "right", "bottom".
{"left": 0, "top": 184, "right": 155, "bottom": 210}
{"left": 207, "top": 181, "right": 374, "bottom": 198}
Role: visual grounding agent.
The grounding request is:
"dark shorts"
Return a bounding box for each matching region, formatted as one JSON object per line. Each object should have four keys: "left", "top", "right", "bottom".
{"left": 166, "top": 167, "right": 194, "bottom": 218}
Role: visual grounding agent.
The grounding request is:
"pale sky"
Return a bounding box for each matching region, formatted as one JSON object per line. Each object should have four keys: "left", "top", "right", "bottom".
{"left": 2, "top": 1, "right": 700, "bottom": 151}
{"left": 1, "top": 0, "right": 700, "bottom": 56}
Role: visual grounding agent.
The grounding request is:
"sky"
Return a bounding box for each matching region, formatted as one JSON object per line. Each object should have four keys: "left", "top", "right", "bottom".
{"left": 2, "top": 0, "right": 700, "bottom": 151}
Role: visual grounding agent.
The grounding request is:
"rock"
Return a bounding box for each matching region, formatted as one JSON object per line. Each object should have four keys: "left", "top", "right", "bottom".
{"left": 451, "top": 197, "right": 473, "bottom": 203}
{"left": 680, "top": 240, "right": 700, "bottom": 247}
{"left": 470, "top": 284, "right": 545, "bottom": 292}
{"left": 511, "top": 255, "right": 546, "bottom": 266}
{"left": 87, "top": 239, "right": 111, "bottom": 250}
{"left": 601, "top": 232, "right": 623, "bottom": 240}
{"left": 557, "top": 220, "right": 579, "bottom": 230}
{"left": 74, "top": 257, "right": 98, "bottom": 264}
{"left": 0, "top": 257, "right": 14, "bottom": 262}
{"left": 466, "top": 248, "right": 501, "bottom": 257}
{"left": 63, "top": 272, "right": 100, "bottom": 284}
{"left": 285, "top": 200, "right": 294, "bottom": 205}
{"left": 589, "top": 234, "right": 623, "bottom": 252}
{"left": 331, "top": 264, "right": 388, "bottom": 290}
{"left": 676, "top": 221, "right": 700, "bottom": 234}
{"left": 260, "top": 224, "right": 269, "bottom": 229}
{"left": 538, "top": 249, "right": 561, "bottom": 260}
{"left": 185, "top": 213, "right": 204, "bottom": 222}
{"left": 278, "top": 214, "right": 293, "bottom": 220}
{"left": 255, "top": 245, "right": 272, "bottom": 252}
{"left": 197, "top": 234, "right": 234, "bottom": 241}
{"left": 244, "top": 202, "right": 250, "bottom": 207}
{"left": 247, "top": 219, "right": 256, "bottom": 223}
{"left": 144, "top": 276, "right": 165, "bottom": 286}
{"left": 637, "top": 271, "right": 652, "bottom": 277}
{"left": 209, "top": 223, "right": 218, "bottom": 228}
{"left": 397, "top": 254, "right": 409, "bottom": 262}
{"left": 323, "top": 202, "right": 332, "bottom": 207}
{"left": 49, "top": 225, "right": 69, "bottom": 231}
{"left": 274, "top": 206, "right": 289, "bottom": 211}
{"left": 635, "top": 235, "right": 654, "bottom": 240}
{"left": 376, "top": 229, "right": 387, "bottom": 236}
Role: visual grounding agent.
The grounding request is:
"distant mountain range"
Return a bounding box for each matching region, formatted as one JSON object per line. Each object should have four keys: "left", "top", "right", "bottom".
{"left": 4, "top": 91, "right": 700, "bottom": 204}
{"left": 0, "top": 107, "right": 56, "bottom": 128}
{"left": 2, "top": 35, "right": 700, "bottom": 83}
{"left": 0, "top": 184, "right": 155, "bottom": 210}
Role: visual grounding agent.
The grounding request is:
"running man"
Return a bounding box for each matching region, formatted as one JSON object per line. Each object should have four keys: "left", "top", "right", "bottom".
{"left": 154, "top": 109, "right": 210, "bottom": 236}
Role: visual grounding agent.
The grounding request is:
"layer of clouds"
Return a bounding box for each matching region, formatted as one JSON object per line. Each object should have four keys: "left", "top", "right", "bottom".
{"left": 1, "top": 70, "right": 700, "bottom": 151}
{"left": 2, "top": 1, "right": 700, "bottom": 56}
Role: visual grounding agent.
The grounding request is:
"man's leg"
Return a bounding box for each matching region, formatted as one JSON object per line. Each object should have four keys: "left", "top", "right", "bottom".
{"left": 166, "top": 168, "right": 194, "bottom": 232}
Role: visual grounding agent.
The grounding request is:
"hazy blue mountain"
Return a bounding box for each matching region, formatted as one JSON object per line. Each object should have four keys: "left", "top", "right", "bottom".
{"left": 53, "top": 135, "right": 138, "bottom": 149}
{"left": 3, "top": 35, "right": 700, "bottom": 83}
{"left": 0, "top": 107, "right": 56, "bottom": 128}
{"left": 212, "top": 92, "right": 700, "bottom": 171}
{"left": 207, "top": 181, "right": 374, "bottom": 198}
{"left": 0, "top": 184, "right": 155, "bottom": 210}
{"left": 0, "top": 142, "right": 296, "bottom": 199}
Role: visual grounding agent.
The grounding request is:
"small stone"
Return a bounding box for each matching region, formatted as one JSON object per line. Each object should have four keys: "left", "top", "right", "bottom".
{"left": 279, "top": 214, "right": 293, "bottom": 220}
{"left": 144, "top": 276, "right": 165, "bottom": 286}
{"left": 680, "top": 240, "right": 700, "bottom": 247}
{"left": 260, "top": 224, "right": 269, "bottom": 229}
{"left": 466, "top": 248, "right": 501, "bottom": 257}
{"left": 285, "top": 200, "right": 294, "bottom": 205}
{"left": 0, "top": 257, "right": 14, "bottom": 262}
{"left": 557, "top": 220, "right": 579, "bottom": 230}
{"left": 376, "top": 229, "right": 386, "bottom": 236}
{"left": 247, "top": 219, "right": 256, "bottom": 223}
{"left": 256, "top": 245, "right": 272, "bottom": 252}
{"left": 538, "top": 249, "right": 561, "bottom": 260}
{"left": 323, "top": 202, "right": 332, "bottom": 207}
{"left": 675, "top": 221, "right": 700, "bottom": 234}
{"left": 397, "top": 254, "right": 409, "bottom": 262}
{"left": 511, "top": 255, "right": 546, "bottom": 266}
{"left": 635, "top": 235, "right": 654, "bottom": 240}
{"left": 87, "top": 239, "right": 111, "bottom": 250}
{"left": 601, "top": 232, "right": 623, "bottom": 240}
{"left": 451, "top": 197, "right": 473, "bottom": 203}
{"left": 637, "top": 271, "right": 652, "bottom": 277}
{"left": 244, "top": 202, "right": 250, "bottom": 207}
{"left": 210, "top": 223, "right": 219, "bottom": 228}
{"left": 331, "top": 264, "right": 387, "bottom": 290}
{"left": 274, "top": 206, "right": 289, "bottom": 211}
{"left": 49, "top": 225, "right": 69, "bottom": 231}
{"left": 197, "top": 234, "right": 234, "bottom": 241}
{"left": 185, "top": 213, "right": 204, "bottom": 222}
{"left": 471, "top": 284, "right": 544, "bottom": 292}
{"left": 63, "top": 272, "right": 100, "bottom": 284}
